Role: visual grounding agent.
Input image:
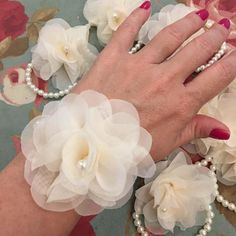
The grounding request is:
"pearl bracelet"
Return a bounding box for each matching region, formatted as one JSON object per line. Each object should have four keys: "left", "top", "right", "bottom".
{"left": 25, "top": 63, "right": 77, "bottom": 99}
{"left": 133, "top": 156, "right": 235, "bottom": 236}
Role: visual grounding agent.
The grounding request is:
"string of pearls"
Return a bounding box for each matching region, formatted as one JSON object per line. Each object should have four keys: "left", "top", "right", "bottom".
{"left": 195, "top": 42, "right": 227, "bottom": 73}
{"left": 25, "top": 63, "right": 77, "bottom": 99}
{"left": 25, "top": 42, "right": 140, "bottom": 99}
{"left": 133, "top": 157, "right": 218, "bottom": 236}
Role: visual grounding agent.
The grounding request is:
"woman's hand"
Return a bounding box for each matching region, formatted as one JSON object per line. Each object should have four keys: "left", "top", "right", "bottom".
{"left": 74, "top": 1, "right": 236, "bottom": 161}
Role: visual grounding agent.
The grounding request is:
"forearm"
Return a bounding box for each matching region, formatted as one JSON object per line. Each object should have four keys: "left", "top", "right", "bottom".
{"left": 0, "top": 153, "right": 80, "bottom": 236}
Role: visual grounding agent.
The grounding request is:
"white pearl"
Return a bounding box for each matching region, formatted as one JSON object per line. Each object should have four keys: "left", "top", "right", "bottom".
{"left": 68, "top": 85, "right": 73, "bottom": 90}
{"left": 208, "top": 205, "right": 212, "bottom": 211}
{"left": 136, "top": 207, "right": 142, "bottom": 214}
{"left": 205, "top": 218, "right": 212, "bottom": 224}
{"left": 48, "top": 93, "right": 54, "bottom": 98}
{"left": 219, "top": 49, "right": 225, "bottom": 55}
{"left": 28, "top": 63, "right": 33, "bottom": 68}
{"left": 59, "top": 91, "right": 65, "bottom": 96}
{"left": 208, "top": 60, "right": 215, "bottom": 65}
{"left": 30, "top": 84, "right": 36, "bottom": 90}
{"left": 26, "top": 81, "right": 32, "bottom": 86}
{"left": 210, "top": 165, "right": 216, "bottom": 171}
{"left": 141, "top": 232, "right": 148, "bottom": 236}
{"left": 137, "top": 226, "right": 145, "bottom": 233}
{"left": 33, "top": 88, "right": 39, "bottom": 93}
{"left": 64, "top": 89, "right": 69, "bottom": 94}
{"left": 200, "top": 65, "right": 206, "bottom": 71}
{"left": 38, "top": 90, "right": 44, "bottom": 96}
{"left": 132, "top": 212, "right": 139, "bottom": 219}
{"left": 222, "top": 200, "right": 229, "bottom": 207}
{"left": 201, "top": 160, "right": 208, "bottom": 166}
{"left": 207, "top": 211, "right": 215, "bottom": 218}
{"left": 25, "top": 76, "right": 31, "bottom": 82}
{"left": 26, "top": 68, "right": 31, "bottom": 72}
{"left": 208, "top": 171, "right": 215, "bottom": 177}
{"left": 43, "top": 93, "right": 48, "bottom": 99}
{"left": 206, "top": 156, "right": 212, "bottom": 162}
{"left": 199, "top": 229, "right": 207, "bottom": 236}
{"left": 53, "top": 93, "right": 59, "bottom": 99}
{"left": 216, "top": 195, "right": 224, "bottom": 203}
{"left": 195, "top": 162, "right": 202, "bottom": 167}
{"left": 215, "top": 190, "right": 219, "bottom": 196}
{"left": 228, "top": 203, "right": 235, "bottom": 211}
{"left": 134, "top": 219, "right": 141, "bottom": 227}
{"left": 204, "top": 223, "right": 211, "bottom": 232}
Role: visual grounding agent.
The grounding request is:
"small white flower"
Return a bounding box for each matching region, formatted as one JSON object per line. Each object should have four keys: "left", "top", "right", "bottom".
{"left": 83, "top": 0, "right": 145, "bottom": 45}
{"left": 32, "top": 18, "right": 97, "bottom": 90}
{"left": 21, "top": 90, "right": 156, "bottom": 216}
{"left": 135, "top": 151, "right": 215, "bottom": 234}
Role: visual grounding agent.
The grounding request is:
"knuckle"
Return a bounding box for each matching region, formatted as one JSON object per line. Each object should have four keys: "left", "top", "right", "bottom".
{"left": 164, "top": 25, "right": 183, "bottom": 45}
{"left": 195, "top": 37, "right": 215, "bottom": 56}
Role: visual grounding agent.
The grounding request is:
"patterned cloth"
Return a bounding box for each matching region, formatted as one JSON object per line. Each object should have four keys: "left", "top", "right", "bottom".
{"left": 0, "top": 0, "right": 236, "bottom": 235}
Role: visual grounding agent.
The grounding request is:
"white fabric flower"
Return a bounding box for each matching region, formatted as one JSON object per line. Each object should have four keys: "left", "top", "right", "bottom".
{"left": 21, "top": 90, "right": 156, "bottom": 216}
{"left": 32, "top": 19, "right": 97, "bottom": 90}
{"left": 139, "top": 4, "right": 202, "bottom": 44}
{"left": 135, "top": 151, "right": 215, "bottom": 234}
{"left": 83, "top": 0, "right": 146, "bottom": 45}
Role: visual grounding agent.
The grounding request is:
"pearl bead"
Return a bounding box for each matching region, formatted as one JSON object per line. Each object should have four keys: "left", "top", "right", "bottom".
{"left": 43, "top": 93, "right": 48, "bottom": 99}
{"left": 64, "top": 89, "right": 69, "bottom": 94}
{"left": 137, "top": 226, "right": 145, "bottom": 233}
{"left": 199, "top": 229, "right": 207, "bottom": 236}
{"left": 53, "top": 93, "right": 59, "bottom": 99}
{"left": 210, "top": 165, "right": 216, "bottom": 171}
{"left": 216, "top": 195, "right": 223, "bottom": 203}
{"left": 205, "top": 218, "right": 212, "bottom": 224}
{"left": 134, "top": 219, "right": 141, "bottom": 227}
{"left": 132, "top": 212, "right": 139, "bottom": 219}
{"left": 206, "top": 156, "right": 212, "bottom": 162}
{"left": 228, "top": 203, "right": 235, "bottom": 211}
{"left": 33, "top": 88, "right": 39, "bottom": 93}
{"left": 141, "top": 232, "right": 148, "bottom": 236}
{"left": 25, "top": 76, "right": 31, "bottom": 82}
{"left": 208, "top": 205, "right": 212, "bottom": 211}
{"left": 222, "top": 200, "right": 229, "bottom": 207}
{"left": 38, "top": 90, "right": 44, "bottom": 96}
{"left": 195, "top": 162, "right": 202, "bottom": 167}
{"left": 48, "top": 93, "right": 54, "bottom": 99}
{"left": 27, "top": 81, "right": 32, "bottom": 86}
{"left": 68, "top": 85, "right": 73, "bottom": 90}
{"left": 30, "top": 84, "right": 36, "bottom": 90}
{"left": 201, "top": 160, "right": 208, "bottom": 166}
{"left": 207, "top": 211, "right": 215, "bottom": 218}
{"left": 204, "top": 223, "right": 211, "bottom": 232}
{"left": 215, "top": 190, "right": 219, "bottom": 196}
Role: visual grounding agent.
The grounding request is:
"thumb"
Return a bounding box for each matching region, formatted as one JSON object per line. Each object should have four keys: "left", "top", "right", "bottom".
{"left": 181, "top": 114, "right": 230, "bottom": 144}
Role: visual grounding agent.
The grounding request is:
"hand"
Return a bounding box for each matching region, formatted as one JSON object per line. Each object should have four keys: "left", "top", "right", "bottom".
{"left": 74, "top": 1, "right": 236, "bottom": 161}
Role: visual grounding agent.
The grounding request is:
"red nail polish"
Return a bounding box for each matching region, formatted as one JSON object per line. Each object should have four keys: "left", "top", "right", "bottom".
{"left": 140, "top": 1, "right": 151, "bottom": 10}
{"left": 196, "top": 9, "right": 209, "bottom": 21}
{"left": 218, "top": 18, "right": 231, "bottom": 29}
{"left": 209, "top": 128, "right": 230, "bottom": 140}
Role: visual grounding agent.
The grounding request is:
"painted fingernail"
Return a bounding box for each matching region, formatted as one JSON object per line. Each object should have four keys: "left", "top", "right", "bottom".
{"left": 140, "top": 1, "right": 151, "bottom": 10}
{"left": 196, "top": 9, "right": 209, "bottom": 21}
{"left": 218, "top": 18, "right": 231, "bottom": 29}
{"left": 209, "top": 128, "right": 230, "bottom": 140}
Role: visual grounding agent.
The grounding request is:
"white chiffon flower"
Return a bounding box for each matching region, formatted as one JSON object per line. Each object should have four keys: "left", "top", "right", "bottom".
{"left": 139, "top": 4, "right": 202, "bottom": 44}
{"left": 212, "top": 146, "right": 236, "bottom": 185}
{"left": 135, "top": 151, "right": 215, "bottom": 234}
{"left": 21, "top": 90, "right": 156, "bottom": 216}
{"left": 32, "top": 18, "right": 97, "bottom": 90}
{"left": 83, "top": 0, "right": 146, "bottom": 45}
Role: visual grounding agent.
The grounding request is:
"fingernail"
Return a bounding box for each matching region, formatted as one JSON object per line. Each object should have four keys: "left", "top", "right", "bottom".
{"left": 140, "top": 1, "right": 151, "bottom": 10}
{"left": 209, "top": 128, "right": 230, "bottom": 140}
{"left": 218, "top": 18, "right": 231, "bottom": 29}
{"left": 196, "top": 9, "right": 209, "bottom": 21}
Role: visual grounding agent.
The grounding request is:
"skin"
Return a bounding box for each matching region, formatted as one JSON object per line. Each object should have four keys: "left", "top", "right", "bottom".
{"left": 1, "top": 4, "right": 236, "bottom": 236}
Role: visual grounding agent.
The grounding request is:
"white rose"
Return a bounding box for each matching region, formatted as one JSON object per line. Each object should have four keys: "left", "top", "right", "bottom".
{"left": 21, "top": 90, "right": 156, "bottom": 216}
{"left": 32, "top": 19, "right": 97, "bottom": 90}
{"left": 135, "top": 151, "right": 215, "bottom": 234}
{"left": 83, "top": 0, "right": 145, "bottom": 45}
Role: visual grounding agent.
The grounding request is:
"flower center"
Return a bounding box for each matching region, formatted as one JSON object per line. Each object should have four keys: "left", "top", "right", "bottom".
{"left": 77, "top": 141, "right": 89, "bottom": 170}
{"left": 64, "top": 45, "right": 70, "bottom": 56}
{"left": 108, "top": 10, "right": 127, "bottom": 31}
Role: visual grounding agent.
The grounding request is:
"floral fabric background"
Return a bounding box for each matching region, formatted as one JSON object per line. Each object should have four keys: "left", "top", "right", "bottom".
{"left": 0, "top": 0, "right": 236, "bottom": 235}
